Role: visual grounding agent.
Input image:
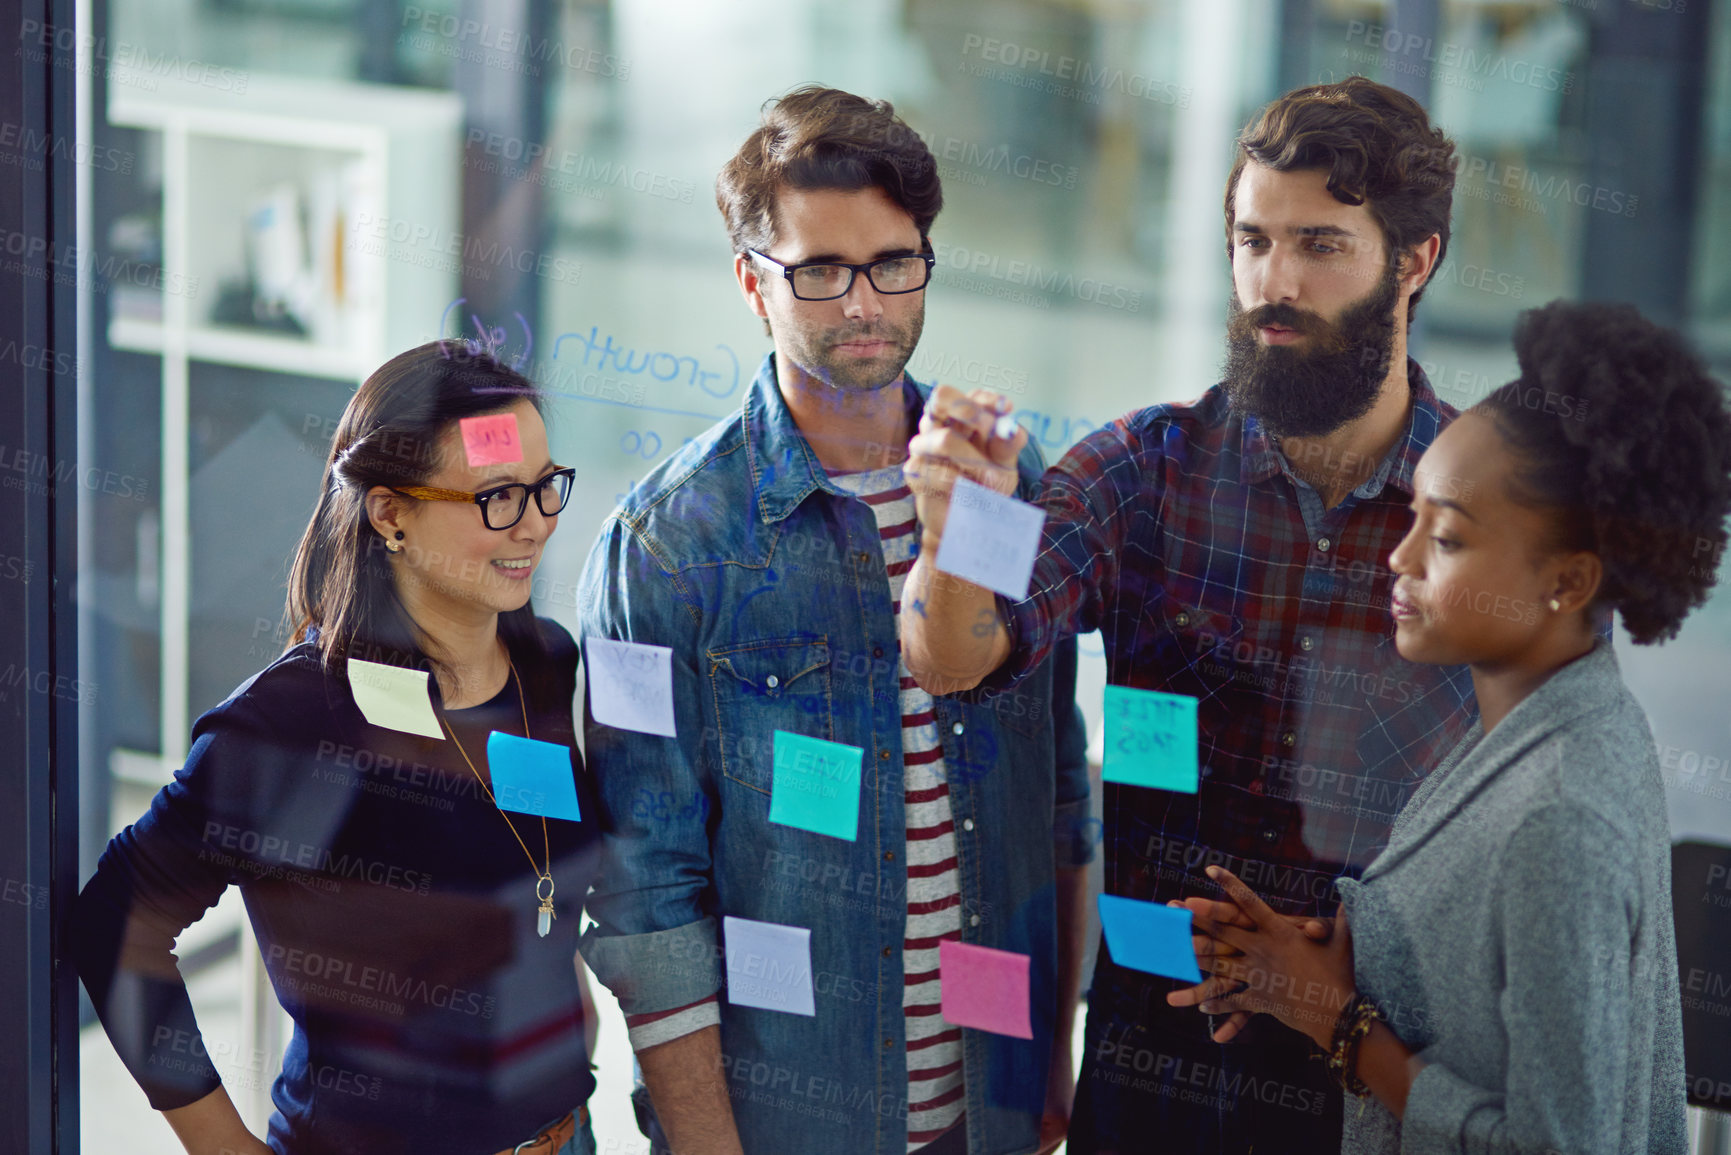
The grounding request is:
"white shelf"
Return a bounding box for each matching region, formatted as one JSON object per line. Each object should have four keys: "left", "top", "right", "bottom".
{"left": 107, "top": 71, "right": 462, "bottom": 774}
{"left": 109, "top": 71, "right": 462, "bottom": 381}
{"left": 110, "top": 73, "right": 460, "bottom": 138}
{"left": 109, "top": 316, "right": 372, "bottom": 380}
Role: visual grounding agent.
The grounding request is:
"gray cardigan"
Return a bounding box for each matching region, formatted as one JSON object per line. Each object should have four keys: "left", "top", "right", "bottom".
{"left": 1338, "top": 640, "right": 1687, "bottom": 1154}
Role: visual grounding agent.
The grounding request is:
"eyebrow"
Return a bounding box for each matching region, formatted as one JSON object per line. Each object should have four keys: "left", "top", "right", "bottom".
{"left": 1420, "top": 494, "right": 1477, "bottom": 521}
{"left": 1233, "top": 221, "right": 1359, "bottom": 239}
{"left": 791, "top": 245, "right": 920, "bottom": 264}
{"left": 475, "top": 460, "right": 559, "bottom": 487}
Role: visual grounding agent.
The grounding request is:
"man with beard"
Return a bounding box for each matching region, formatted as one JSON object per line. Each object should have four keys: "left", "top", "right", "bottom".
{"left": 576, "top": 86, "right": 1091, "bottom": 1155}
{"left": 899, "top": 77, "right": 1479, "bottom": 1153}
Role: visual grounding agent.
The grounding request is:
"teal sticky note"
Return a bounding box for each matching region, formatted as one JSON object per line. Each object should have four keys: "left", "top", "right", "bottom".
{"left": 1102, "top": 685, "right": 1199, "bottom": 793}
{"left": 1098, "top": 894, "right": 1201, "bottom": 982}
{"left": 769, "top": 731, "right": 863, "bottom": 841}
{"left": 486, "top": 731, "right": 582, "bottom": 822}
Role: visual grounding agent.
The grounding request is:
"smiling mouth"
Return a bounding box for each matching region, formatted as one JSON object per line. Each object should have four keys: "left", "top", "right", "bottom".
{"left": 1391, "top": 590, "right": 1422, "bottom": 619}
{"left": 493, "top": 558, "right": 533, "bottom": 570}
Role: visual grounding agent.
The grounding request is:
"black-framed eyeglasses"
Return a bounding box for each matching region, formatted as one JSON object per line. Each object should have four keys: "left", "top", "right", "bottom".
{"left": 748, "top": 246, "right": 935, "bottom": 301}
{"left": 392, "top": 467, "right": 576, "bottom": 530}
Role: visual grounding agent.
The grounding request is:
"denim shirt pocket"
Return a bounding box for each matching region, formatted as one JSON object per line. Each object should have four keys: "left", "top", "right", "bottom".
{"left": 706, "top": 635, "right": 834, "bottom": 795}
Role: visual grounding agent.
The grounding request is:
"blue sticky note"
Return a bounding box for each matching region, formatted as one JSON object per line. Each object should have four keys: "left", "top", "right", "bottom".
{"left": 1098, "top": 894, "right": 1201, "bottom": 982}
{"left": 1102, "top": 685, "right": 1199, "bottom": 793}
{"left": 486, "top": 731, "right": 582, "bottom": 822}
{"left": 769, "top": 731, "right": 863, "bottom": 841}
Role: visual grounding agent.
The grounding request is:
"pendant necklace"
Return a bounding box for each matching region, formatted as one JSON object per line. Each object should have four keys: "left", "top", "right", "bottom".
{"left": 439, "top": 656, "right": 557, "bottom": 938}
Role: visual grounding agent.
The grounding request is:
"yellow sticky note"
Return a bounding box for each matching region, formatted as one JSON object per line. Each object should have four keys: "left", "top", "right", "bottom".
{"left": 348, "top": 659, "right": 443, "bottom": 739}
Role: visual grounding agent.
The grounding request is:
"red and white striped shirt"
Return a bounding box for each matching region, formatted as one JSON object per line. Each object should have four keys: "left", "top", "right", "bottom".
{"left": 831, "top": 465, "right": 966, "bottom": 1151}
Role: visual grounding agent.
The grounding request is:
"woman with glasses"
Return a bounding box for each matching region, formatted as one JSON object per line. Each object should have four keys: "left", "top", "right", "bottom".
{"left": 74, "top": 342, "right": 600, "bottom": 1155}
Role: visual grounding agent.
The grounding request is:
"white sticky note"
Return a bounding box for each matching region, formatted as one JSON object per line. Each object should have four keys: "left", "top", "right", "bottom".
{"left": 933, "top": 477, "right": 1046, "bottom": 600}
{"left": 585, "top": 636, "right": 677, "bottom": 737}
{"left": 723, "top": 915, "right": 815, "bottom": 1016}
{"left": 347, "top": 659, "right": 443, "bottom": 739}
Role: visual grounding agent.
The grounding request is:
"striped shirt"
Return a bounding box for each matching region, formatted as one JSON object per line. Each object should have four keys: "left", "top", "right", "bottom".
{"left": 831, "top": 464, "right": 966, "bottom": 1152}
{"left": 621, "top": 992, "right": 719, "bottom": 1051}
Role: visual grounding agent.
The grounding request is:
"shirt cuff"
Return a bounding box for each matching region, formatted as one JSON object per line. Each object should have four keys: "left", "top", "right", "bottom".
{"left": 984, "top": 592, "right": 1041, "bottom": 693}
{"left": 1399, "top": 1054, "right": 1489, "bottom": 1153}
{"left": 1055, "top": 794, "right": 1097, "bottom": 867}
{"left": 578, "top": 916, "right": 721, "bottom": 1017}
{"left": 625, "top": 994, "right": 721, "bottom": 1051}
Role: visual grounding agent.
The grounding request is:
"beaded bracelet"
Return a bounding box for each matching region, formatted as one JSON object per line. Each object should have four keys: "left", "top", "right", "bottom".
{"left": 1324, "top": 992, "right": 1382, "bottom": 1098}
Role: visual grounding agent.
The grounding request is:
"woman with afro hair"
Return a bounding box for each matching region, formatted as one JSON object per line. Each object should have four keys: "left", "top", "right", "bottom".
{"left": 1165, "top": 299, "right": 1730, "bottom": 1154}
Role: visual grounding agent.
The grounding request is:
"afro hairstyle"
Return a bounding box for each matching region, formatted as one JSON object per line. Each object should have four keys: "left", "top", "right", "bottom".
{"left": 1472, "top": 300, "right": 1731, "bottom": 645}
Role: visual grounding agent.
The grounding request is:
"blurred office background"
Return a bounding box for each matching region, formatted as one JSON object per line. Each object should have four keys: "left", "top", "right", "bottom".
{"left": 69, "top": 0, "right": 1731, "bottom": 1149}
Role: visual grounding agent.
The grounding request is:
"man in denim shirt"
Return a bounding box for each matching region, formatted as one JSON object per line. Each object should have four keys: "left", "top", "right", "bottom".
{"left": 576, "top": 86, "right": 1092, "bottom": 1155}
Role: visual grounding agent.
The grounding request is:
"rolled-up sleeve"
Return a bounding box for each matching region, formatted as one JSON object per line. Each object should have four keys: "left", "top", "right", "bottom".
{"left": 1399, "top": 803, "right": 1637, "bottom": 1154}
{"left": 575, "top": 515, "right": 723, "bottom": 1022}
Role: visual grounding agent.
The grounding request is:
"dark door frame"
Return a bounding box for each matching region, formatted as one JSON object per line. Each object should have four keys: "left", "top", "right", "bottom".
{"left": 0, "top": 0, "right": 81, "bottom": 1150}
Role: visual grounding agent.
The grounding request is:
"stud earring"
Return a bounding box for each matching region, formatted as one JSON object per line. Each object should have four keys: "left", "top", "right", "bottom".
{"left": 1548, "top": 598, "right": 1561, "bottom": 612}
{"left": 386, "top": 531, "right": 404, "bottom": 554}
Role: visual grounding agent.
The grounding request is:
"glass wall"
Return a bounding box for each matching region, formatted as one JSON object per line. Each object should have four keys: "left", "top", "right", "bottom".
{"left": 67, "top": 0, "right": 1731, "bottom": 1150}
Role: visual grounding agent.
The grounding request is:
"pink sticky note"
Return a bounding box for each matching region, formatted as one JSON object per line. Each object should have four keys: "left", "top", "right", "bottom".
{"left": 459, "top": 413, "right": 523, "bottom": 467}
{"left": 938, "top": 939, "right": 1033, "bottom": 1039}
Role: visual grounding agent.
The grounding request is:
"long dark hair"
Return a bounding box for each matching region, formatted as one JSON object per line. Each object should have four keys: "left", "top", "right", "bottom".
{"left": 285, "top": 342, "right": 549, "bottom": 684}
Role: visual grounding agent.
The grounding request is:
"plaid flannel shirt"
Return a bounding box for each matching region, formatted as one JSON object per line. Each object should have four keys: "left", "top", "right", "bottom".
{"left": 992, "top": 360, "right": 1479, "bottom": 917}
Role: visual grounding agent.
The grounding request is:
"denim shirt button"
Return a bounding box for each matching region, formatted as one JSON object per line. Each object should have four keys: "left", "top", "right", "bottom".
{"left": 951, "top": 722, "right": 964, "bottom": 736}
{"left": 969, "top": 914, "right": 981, "bottom": 927}
{"left": 766, "top": 674, "right": 779, "bottom": 690}
{"left": 962, "top": 818, "right": 975, "bottom": 832}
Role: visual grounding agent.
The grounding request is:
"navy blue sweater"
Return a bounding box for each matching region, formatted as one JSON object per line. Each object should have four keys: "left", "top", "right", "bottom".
{"left": 74, "top": 619, "right": 599, "bottom": 1155}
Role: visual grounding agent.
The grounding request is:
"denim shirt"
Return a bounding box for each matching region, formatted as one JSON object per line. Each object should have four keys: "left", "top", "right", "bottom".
{"left": 577, "top": 354, "right": 1091, "bottom": 1155}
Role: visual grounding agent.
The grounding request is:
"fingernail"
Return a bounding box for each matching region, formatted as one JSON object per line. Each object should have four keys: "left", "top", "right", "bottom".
{"left": 1205, "top": 865, "right": 1220, "bottom": 878}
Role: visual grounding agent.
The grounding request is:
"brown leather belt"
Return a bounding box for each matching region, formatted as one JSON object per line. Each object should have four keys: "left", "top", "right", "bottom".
{"left": 492, "top": 1105, "right": 586, "bottom": 1155}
